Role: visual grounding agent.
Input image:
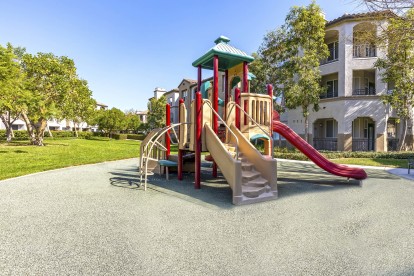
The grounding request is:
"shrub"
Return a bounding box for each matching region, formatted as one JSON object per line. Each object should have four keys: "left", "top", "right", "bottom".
{"left": 126, "top": 134, "right": 146, "bottom": 140}
{"left": 0, "top": 130, "right": 29, "bottom": 141}
{"left": 274, "top": 148, "right": 414, "bottom": 160}
{"left": 77, "top": 132, "right": 92, "bottom": 139}
{"left": 112, "top": 133, "right": 127, "bottom": 140}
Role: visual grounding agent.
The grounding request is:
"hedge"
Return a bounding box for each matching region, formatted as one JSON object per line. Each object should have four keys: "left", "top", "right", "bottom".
{"left": 126, "top": 134, "right": 146, "bottom": 140}
{"left": 0, "top": 130, "right": 29, "bottom": 140}
{"left": 274, "top": 147, "right": 414, "bottom": 160}
{"left": 111, "top": 133, "right": 127, "bottom": 140}
{"left": 0, "top": 130, "right": 92, "bottom": 140}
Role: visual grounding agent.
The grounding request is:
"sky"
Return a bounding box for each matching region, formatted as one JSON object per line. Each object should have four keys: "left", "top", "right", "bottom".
{"left": 0, "top": 0, "right": 366, "bottom": 111}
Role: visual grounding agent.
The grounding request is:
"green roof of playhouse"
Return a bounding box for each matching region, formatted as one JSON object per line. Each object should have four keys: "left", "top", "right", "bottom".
{"left": 192, "top": 36, "right": 254, "bottom": 71}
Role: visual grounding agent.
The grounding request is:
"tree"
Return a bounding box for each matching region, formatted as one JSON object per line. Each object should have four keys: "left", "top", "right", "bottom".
{"left": 0, "top": 43, "right": 26, "bottom": 142}
{"left": 61, "top": 78, "right": 96, "bottom": 137}
{"left": 97, "top": 108, "right": 126, "bottom": 137}
{"left": 124, "top": 110, "right": 141, "bottom": 133}
{"left": 147, "top": 96, "right": 166, "bottom": 129}
{"left": 359, "top": 0, "right": 414, "bottom": 14}
{"left": 249, "top": 53, "right": 268, "bottom": 94}
{"left": 21, "top": 53, "right": 78, "bottom": 146}
{"left": 375, "top": 8, "right": 414, "bottom": 150}
{"left": 259, "top": 2, "right": 329, "bottom": 142}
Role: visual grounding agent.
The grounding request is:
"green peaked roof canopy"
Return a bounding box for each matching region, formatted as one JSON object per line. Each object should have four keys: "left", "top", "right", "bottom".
{"left": 192, "top": 36, "right": 254, "bottom": 71}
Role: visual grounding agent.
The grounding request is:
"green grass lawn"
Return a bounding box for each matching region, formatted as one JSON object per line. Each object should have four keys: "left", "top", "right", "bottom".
{"left": 0, "top": 138, "right": 140, "bottom": 181}
{"left": 332, "top": 158, "right": 407, "bottom": 168}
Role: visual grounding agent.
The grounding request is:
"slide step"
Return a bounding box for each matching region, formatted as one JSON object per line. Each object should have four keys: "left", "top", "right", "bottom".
{"left": 242, "top": 186, "right": 266, "bottom": 198}
{"left": 244, "top": 176, "right": 268, "bottom": 188}
{"left": 241, "top": 162, "right": 253, "bottom": 171}
{"left": 242, "top": 170, "right": 261, "bottom": 182}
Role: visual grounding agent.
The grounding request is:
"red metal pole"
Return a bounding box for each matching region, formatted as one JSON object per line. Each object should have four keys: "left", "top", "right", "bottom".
{"left": 178, "top": 99, "right": 185, "bottom": 181}
{"left": 235, "top": 87, "right": 241, "bottom": 130}
{"left": 224, "top": 69, "right": 228, "bottom": 120}
{"left": 212, "top": 55, "right": 219, "bottom": 178}
{"left": 166, "top": 103, "right": 171, "bottom": 159}
{"left": 267, "top": 84, "right": 274, "bottom": 158}
{"left": 243, "top": 61, "right": 249, "bottom": 93}
{"left": 197, "top": 65, "right": 202, "bottom": 93}
{"left": 195, "top": 91, "right": 202, "bottom": 189}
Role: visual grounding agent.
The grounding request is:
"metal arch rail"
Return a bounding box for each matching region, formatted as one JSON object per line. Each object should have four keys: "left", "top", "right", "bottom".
{"left": 139, "top": 122, "right": 189, "bottom": 190}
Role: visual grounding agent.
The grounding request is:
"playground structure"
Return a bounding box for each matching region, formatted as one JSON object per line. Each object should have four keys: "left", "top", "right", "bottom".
{"left": 139, "top": 36, "right": 367, "bottom": 205}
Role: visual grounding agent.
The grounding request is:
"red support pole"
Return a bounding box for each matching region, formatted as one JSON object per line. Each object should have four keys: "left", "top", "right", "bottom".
{"left": 195, "top": 92, "right": 202, "bottom": 189}
{"left": 243, "top": 61, "right": 249, "bottom": 93}
{"left": 197, "top": 65, "right": 202, "bottom": 93}
{"left": 267, "top": 84, "right": 274, "bottom": 158}
{"left": 235, "top": 87, "right": 241, "bottom": 130}
{"left": 224, "top": 69, "right": 229, "bottom": 120}
{"left": 178, "top": 99, "right": 185, "bottom": 181}
{"left": 212, "top": 55, "right": 219, "bottom": 178}
{"left": 165, "top": 103, "right": 171, "bottom": 159}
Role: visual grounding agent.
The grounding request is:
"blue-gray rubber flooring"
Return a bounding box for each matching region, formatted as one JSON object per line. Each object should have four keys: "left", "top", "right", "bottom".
{"left": 0, "top": 158, "right": 413, "bottom": 275}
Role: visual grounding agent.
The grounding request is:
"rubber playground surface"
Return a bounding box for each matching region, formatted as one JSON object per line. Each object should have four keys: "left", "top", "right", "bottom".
{"left": 1, "top": 158, "right": 414, "bottom": 275}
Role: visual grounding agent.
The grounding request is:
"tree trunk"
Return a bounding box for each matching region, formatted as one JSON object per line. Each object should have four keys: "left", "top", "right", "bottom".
{"left": 33, "top": 119, "right": 47, "bottom": 146}
{"left": 47, "top": 125, "right": 53, "bottom": 138}
{"left": 21, "top": 112, "right": 37, "bottom": 145}
{"left": 74, "top": 121, "right": 79, "bottom": 138}
{"left": 304, "top": 116, "right": 309, "bottom": 143}
{"left": 11, "top": 128, "right": 15, "bottom": 138}
{"left": 0, "top": 114, "right": 12, "bottom": 143}
{"left": 398, "top": 118, "right": 407, "bottom": 151}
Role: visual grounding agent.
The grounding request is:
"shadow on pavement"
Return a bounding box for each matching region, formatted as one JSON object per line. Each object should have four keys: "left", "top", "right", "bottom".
{"left": 106, "top": 161, "right": 391, "bottom": 209}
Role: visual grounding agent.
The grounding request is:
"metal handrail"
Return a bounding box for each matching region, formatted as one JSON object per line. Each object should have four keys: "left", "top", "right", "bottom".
{"left": 140, "top": 122, "right": 189, "bottom": 190}
{"left": 227, "top": 101, "right": 272, "bottom": 138}
{"left": 203, "top": 100, "right": 239, "bottom": 161}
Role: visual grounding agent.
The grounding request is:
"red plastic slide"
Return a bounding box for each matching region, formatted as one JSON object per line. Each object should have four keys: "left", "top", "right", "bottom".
{"left": 272, "top": 111, "right": 367, "bottom": 180}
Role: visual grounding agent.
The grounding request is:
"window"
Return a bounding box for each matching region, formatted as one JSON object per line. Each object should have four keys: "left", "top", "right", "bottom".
{"left": 353, "top": 118, "right": 369, "bottom": 138}
{"left": 327, "top": 41, "right": 339, "bottom": 61}
{"left": 326, "top": 80, "right": 338, "bottom": 98}
{"left": 11, "top": 125, "right": 19, "bottom": 130}
{"left": 182, "top": 90, "right": 187, "bottom": 102}
{"left": 325, "top": 120, "right": 337, "bottom": 138}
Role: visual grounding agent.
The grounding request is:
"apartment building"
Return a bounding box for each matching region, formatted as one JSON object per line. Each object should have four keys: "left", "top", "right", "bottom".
{"left": 0, "top": 102, "right": 108, "bottom": 132}
{"left": 285, "top": 11, "right": 406, "bottom": 152}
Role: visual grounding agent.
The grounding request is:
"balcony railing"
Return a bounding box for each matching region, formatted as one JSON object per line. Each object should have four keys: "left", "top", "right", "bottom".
{"left": 352, "top": 87, "right": 376, "bottom": 96}
{"left": 320, "top": 57, "right": 338, "bottom": 65}
{"left": 313, "top": 138, "right": 338, "bottom": 151}
{"left": 352, "top": 138, "right": 375, "bottom": 151}
{"left": 353, "top": 44, "right": 376, "bottom": 58}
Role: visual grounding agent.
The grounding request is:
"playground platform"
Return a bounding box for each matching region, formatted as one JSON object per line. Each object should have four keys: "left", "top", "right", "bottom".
{"left": 0, "top": 158, "right": 413, "bottom": 275}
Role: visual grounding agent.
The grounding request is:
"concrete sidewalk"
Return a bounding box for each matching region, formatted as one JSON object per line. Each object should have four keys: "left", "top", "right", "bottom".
{"left": 0, "top": 158, "right": 413, "bottom": 275}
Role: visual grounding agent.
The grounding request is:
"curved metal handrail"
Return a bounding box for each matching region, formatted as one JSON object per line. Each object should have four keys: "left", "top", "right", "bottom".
{"left": 140, "top": 122, "right": 189, "bottom": 190}
{"left": 203, "top": 100, "right": 239, "bottom": 160}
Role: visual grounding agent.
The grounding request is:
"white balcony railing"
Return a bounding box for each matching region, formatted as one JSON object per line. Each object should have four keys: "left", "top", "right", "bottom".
{"left": 353, "top": 44, "right": 376, "bottom": 58}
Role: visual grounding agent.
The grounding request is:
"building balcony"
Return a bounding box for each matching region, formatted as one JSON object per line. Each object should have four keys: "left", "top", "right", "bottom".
{"left": 353, "top": 44, "right": 376, "bottom": 58}
{"left": 313, "top": 138, "right": 337, "bottom": 151}
{"left": 352, "top": 87, "right": 376, "bottom": 96}
{"left": 320, "top": 58, "right": 338, "bottom": 65}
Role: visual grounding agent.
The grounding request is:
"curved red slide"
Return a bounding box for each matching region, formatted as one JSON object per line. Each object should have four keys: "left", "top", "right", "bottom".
{"left": 272, "top": 111, "right": 367, "bottom": 180}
